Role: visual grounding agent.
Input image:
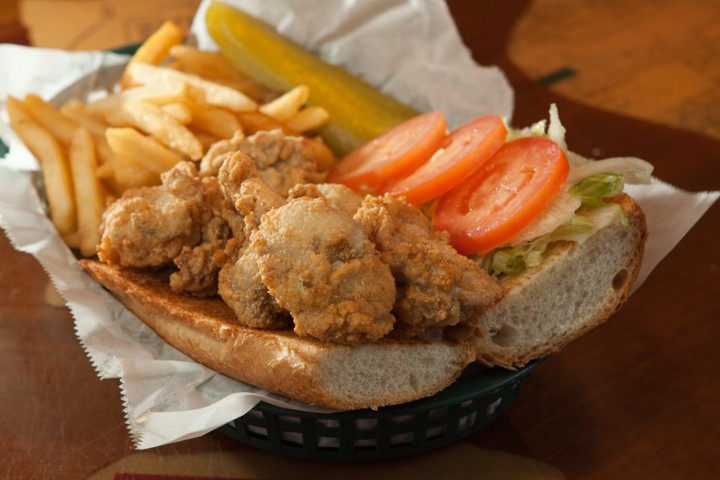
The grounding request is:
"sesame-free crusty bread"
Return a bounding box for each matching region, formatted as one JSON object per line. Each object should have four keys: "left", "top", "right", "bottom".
{"left": 78, "top": 259, "right": 475, "bottom": 410}
{"left": 473, "top": 194, "right": 647, "bottom": 369}
{"left": 78, "top": 194, "right": 645, "bottom": 406}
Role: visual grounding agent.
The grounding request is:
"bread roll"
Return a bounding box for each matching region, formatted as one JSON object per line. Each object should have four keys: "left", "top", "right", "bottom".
{"left": 79, "top": 259, "right": 475, "bottom": 410}
{"left": 474, "top": 194, "right": 647, "bottom": 369}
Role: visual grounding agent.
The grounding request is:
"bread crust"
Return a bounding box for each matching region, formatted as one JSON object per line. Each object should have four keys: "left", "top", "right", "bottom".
{"left": 79, "top": 260, "right": 475, "bottom": 410}
{"left": 474, "top": 194, "right": 647, "bottom": 369}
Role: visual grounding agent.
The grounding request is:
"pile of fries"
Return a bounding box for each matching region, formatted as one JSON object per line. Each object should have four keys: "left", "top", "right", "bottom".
{"left": 7, "top": 21, "right": 331, "bottom": 257}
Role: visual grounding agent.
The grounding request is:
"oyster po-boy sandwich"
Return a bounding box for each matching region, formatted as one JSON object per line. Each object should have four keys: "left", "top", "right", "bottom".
{"left": 79, "top": 100, "right": 650, "bottom": 409}
{"left": 9, "top": 5, "right": 650, "bottom": 411}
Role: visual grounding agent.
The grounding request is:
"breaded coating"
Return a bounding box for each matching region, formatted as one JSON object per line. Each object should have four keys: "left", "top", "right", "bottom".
{"left": 218, "top": 246, "right": 291, "bottom": 329}
{"left": 98, "top": 162, "right": 205, "bottom": 268}
{"left": 215, "top": 154, "right": 289, "bottom": 327}
{"left": 99, "top": 162, "right": 245, "bottom": 297}
{"left": 218, "top": 151, "right": 285, "bottom": 238}
{"left": 289, "top": 183, "right": 364, "bottom": 216}
{"left": 201, "top": 129, "right": 332, "bottom": 195}
{"left": 98, "top": 129, "right": 499, "bottom": 345}
{"left": 254, "top": 197, "right": 396, "bottom": 344}
{"left": 354, "top": 194, "right": 502, "bottom": 341}
{"left": 199, "top": 130, "right": 246, "bottom": 177}
{"left": 235, "top": 129, "right": 327, "bottom": 195}
{"left": 170, "top": 240, "right": 227, "bottom": 297}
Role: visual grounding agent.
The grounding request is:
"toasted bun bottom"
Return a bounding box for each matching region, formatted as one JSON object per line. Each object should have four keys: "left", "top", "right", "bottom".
{"left": 474, "top": 194, "right": 647, "bottom": 369}
{"left": 79, "top": 260, "right": 475, "bottom": 410}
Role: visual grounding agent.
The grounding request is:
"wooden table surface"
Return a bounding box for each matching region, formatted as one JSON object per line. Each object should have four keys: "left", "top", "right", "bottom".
{"left": 1, "top": 1, "right": 719, "bottom": 478}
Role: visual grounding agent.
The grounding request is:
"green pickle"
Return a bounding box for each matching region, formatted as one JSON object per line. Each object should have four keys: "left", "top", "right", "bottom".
{"left": 205, "top": 1, "right": 419, "bottom": 156}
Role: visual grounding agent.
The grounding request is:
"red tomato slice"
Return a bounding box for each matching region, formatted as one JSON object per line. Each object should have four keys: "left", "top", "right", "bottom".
{"left": 433, "top": 137, "right": 570, "bottom": 255}
{"left": 326, "top": 111, "right": 447, "bottom": 193}
{"left": 380, "top": 115, "right": 507, "bottom": 205}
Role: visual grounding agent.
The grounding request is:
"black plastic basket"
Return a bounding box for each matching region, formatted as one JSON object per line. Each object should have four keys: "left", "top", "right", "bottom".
{"left": 218, "top": 361, "right": 540, "bottom": 461}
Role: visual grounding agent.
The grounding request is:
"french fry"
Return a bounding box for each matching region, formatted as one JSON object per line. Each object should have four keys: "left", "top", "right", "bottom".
{"left": 23, "top": 93, "right": 79, "bottom": 146}
{"left": 94, "top": 135, "right": 115, "bottom": 167}
{"left": 160, "top": 102, "right": 193, "bottom": 124}
{"left": 259, "top": 84, "right": 309, "bottom": 122}
{"left": 60, "top": 99, "right": 109, "bottom": 137}
{"left": 192, "top": 130, "right": 222, "bottom": 151}
{"left": 60, "top": 100, "right": 115, "bottom": 167}
{"left": 236, "top": 110, "right": 298, "bottom": 136}
{"left": 43, "top": 281, "right": 66, "bottom": 308}
{"left": 187, "top": 102, "right": 242, "bottom": 139}
{"left": 95, "top": 160, "right": 115, "bottom": 181}
{"left": 6, "top": 96, "right": 77, "bottom": 237}
{"left": 121, "top": 20, "right": 184, "bottom": 89}
{"left": 122, "top": 81, "right": 190, "bottom": 105}
{"left": 104, "top": 100, "right": 203, "bottom": 160}
{"left": 62, "top": 231, "right": 80, "bottom": 250}
{"left": 285, "top": 105, "right": 330, "bottom": 133}
{"left": 169, "top": 44, "right": 249, "bottom": 83}
{"left": 105, "top": 127, "right": 182, "bottom": 174}
{"left": 84, "top": 93, "right": 124, "bottom": 118}
{"left": 85, "top": 82, "right": 190, "bottom": 126}
{"left": 109, "top": 155, "right": 160, "bottom": 192}
{"left": 69, "top": 127, "right": 105, "bottom": 257}
{"left": 104, "top": 130, "right": 163, "bottom": 193}
{"left": 168, "top": 44, "right": 270, "bottom": 101}
{"left": 126, "top": 62, "right": 258, "bottom": 112}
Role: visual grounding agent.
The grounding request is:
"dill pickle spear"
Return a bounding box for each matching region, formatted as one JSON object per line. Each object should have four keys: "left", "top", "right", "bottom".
{"left": 205, "top": 1, "right": 420, "bottom": 156}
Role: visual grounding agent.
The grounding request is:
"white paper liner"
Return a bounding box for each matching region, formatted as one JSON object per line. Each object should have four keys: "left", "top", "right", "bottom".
{"left": 0, "top": 0, "right": 717, "bottom": 450}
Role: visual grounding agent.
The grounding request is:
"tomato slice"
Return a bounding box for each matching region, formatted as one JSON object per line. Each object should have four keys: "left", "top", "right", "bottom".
{"left": 380, "top": 115, "right": 507, "bottom": 205}
{"left": 326, "top": 111, "right": 447, "bottom": 193}
{"left": 433, "top": 137, "right": 570, "bottom": 255}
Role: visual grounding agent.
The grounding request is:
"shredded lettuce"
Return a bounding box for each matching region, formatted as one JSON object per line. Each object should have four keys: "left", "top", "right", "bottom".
{"left": 567, "top": 156, "right": 654, "bottom": 185}
{"left": 479, "top": 214, "right": 593, "bottom": 276}
{"left": 479, "top": 172, "right": 628, "bottom": 277}
{"left": 570, "top": 172, "right": 624, "bottom": 210}
{"left": 505, "top": 188, "right": 581, "bottom": 246}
